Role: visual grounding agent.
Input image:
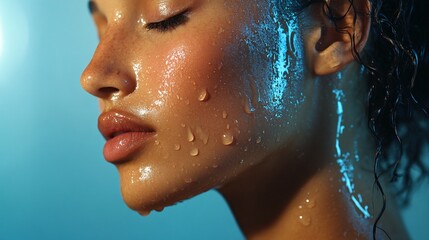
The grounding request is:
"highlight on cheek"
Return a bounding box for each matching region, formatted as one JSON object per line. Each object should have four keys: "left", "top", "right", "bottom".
{"left": 164, "top": 45, "right": 186, "bottom": 79}
{"left": 149, "top": 45, "right": 188, "bottom": 109}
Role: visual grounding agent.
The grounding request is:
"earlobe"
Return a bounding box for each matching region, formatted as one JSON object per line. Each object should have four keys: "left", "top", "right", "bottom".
{"left": 310, "top": 0, "right": 371, "bottom": 76}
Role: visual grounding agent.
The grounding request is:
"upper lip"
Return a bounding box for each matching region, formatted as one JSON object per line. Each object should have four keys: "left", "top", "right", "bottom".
{"left": 98, "top": 110, "right": 155, "bottom": 140}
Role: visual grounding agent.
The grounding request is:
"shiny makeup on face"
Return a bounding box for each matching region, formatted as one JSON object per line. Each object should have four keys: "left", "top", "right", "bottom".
{"left": 81, "top": 0, "right": 306, "bottom": 214}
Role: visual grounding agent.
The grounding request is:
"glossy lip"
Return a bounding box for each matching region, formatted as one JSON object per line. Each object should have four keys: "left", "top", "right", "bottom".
{"left": 98, "top": 110, "right": 156, "bottom": 163}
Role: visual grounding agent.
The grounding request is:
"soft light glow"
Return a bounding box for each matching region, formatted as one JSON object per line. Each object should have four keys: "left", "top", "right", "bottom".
{"left": 0, "top": 2, "right": 29, "bottom": 85}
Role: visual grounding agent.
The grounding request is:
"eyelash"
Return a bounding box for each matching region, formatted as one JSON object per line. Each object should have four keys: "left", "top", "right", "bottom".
{"left": 146, "top": 11, "right": 189, "bottom": 32}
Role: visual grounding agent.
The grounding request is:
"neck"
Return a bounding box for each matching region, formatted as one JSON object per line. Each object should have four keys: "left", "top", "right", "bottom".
{"left": 217, "top": 64, "right": 409, "bottom": 239}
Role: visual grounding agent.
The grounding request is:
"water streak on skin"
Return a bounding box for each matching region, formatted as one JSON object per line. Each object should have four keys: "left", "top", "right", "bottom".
{"left": 333, "top": 89, "right": 371, "bottom": 219}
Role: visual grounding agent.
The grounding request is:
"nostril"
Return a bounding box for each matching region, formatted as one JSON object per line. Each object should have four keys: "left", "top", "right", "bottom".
{"left": 98, "top": 87, "right": 120, "bottom": 98}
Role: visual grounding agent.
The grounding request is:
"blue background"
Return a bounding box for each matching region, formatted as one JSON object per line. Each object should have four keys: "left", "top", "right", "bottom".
{"left": 0, "top": 1, "right": 427, "bottom": 239}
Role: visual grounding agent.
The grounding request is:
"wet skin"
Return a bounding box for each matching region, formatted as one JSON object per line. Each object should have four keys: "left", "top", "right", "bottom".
{"left": 81, "top": 0, "right": 410, "bottom": 239}
{"left": 82, "top": 0, "right": 307, "bottom": 214}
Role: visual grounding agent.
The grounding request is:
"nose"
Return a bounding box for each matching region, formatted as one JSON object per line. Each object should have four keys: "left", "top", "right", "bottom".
{"left": 81, "top": 30, "right": 136, "bottom": 100}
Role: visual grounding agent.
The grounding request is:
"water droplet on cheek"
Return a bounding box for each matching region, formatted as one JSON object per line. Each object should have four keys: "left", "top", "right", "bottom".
{"left": 187, "top": 127, "right": 195, "bottom": 142}
{"left": 190, "top": 148, "right": 199, "bottom": 157}
{"left": 222, "top": 111, "right": 228, "bottom": 119}
{"left": 198, "top": 89, "right": 210, "bottom": 102}
{"left": 174, "top": 144, "right": 181, "bottom": 151}
{"left": 222, "top": 132, "right": 234, "bottom": 146}
{"left": 155, "top": 140, "right": 160, "bottom": 145}
{"left": 184, "top": 178, "right": 193, "bottom": 184}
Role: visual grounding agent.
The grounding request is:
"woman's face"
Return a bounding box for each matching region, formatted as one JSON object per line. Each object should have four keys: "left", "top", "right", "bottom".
{"left": 82, "top": 0, "right": 307, "bottom": 214}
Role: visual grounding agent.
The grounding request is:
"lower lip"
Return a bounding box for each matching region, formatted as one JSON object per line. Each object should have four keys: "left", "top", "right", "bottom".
{"left": 103, "top": 132, "right": 155, "bottom": 163}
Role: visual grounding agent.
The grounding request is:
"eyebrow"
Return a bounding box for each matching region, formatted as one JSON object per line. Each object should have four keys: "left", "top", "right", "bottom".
{"left": 88, "top": 1, "right": 98, "bottom": 14}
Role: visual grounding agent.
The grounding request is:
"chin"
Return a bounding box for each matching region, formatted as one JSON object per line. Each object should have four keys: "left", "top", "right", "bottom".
{"left": 117, "top": 166, "right": 213, "bottom": 215}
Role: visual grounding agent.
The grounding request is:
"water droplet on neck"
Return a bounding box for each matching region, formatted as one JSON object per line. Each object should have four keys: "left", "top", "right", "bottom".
{"left": 256, "top": 136, "right": 262, "bottom": 144}
{"left": 226, "top": 124, "right": 230, "bottom": 130}
{"left": 305, "top": 198, "right": 316, "bottom": 208}
{"left": 190, "top": 148, "right": 199, "bottom": 157}
{"left": 222, "top": 111, "right": 228, "bottom": 119}
{"left": 185, "top": 178, "right": 193, "bottom": 183}
{"left": 187, "top": 127, "right": 195, "bottom": 142}
{"left": 174, "top": 144, "right": 181, "bottom": 151}
{"left": 222, "top": 132, "right": 234, "bottom": 146}
{"left": 298, "top": 215, "right": 311, "bottom": 226}
{"left": 198, "top": 89, "right": 210, "bottom": 102}
{"left": 181, "top": 123, "right": 186, "bottom": 128}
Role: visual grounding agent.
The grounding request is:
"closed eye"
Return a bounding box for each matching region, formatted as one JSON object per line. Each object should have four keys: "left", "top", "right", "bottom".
{"left": 146, "top": 10, "right": 189, "bottom": 32}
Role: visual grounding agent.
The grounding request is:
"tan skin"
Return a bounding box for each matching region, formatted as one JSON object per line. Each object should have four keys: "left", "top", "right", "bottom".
{"left": 81, "top": 0, "right": 409, "bottom": 239}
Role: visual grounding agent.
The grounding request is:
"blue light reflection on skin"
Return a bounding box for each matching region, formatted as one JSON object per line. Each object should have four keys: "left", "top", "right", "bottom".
{"left": 333, "top": 89, "right": 371, "bottom": 219}
{"left": 241, "top": 1, "right": 305, "bottom": 120}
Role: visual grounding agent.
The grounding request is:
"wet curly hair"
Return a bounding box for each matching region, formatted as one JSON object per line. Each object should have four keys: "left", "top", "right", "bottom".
{"left": 292, "top": 0, "right": 429, "bottom": 238}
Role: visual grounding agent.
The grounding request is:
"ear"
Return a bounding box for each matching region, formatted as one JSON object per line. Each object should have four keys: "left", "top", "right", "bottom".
{"left": 309, "top": 0, "right": 371, "bottom": 76}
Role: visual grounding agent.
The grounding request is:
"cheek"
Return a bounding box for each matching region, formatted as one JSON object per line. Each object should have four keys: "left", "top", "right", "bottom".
{"left": 118, "top": 27, "right": 272, "bottom": 211}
